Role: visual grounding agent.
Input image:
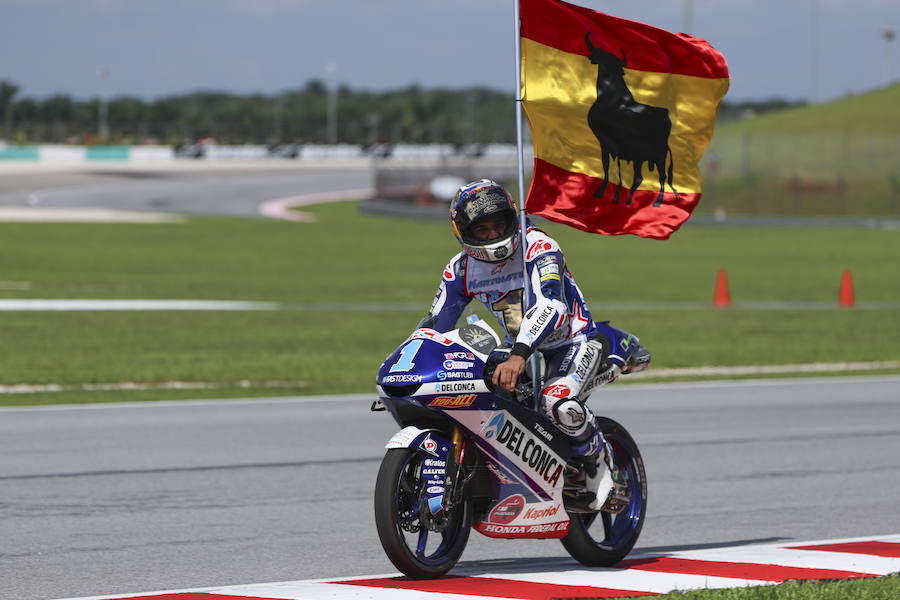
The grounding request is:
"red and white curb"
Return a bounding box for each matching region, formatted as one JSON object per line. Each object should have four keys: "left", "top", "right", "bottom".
{"left": 54, "top": 535, "right": 900, "bottom": 600}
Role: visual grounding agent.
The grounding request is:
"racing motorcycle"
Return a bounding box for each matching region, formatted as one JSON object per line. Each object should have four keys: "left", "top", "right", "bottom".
{"left": 372, "top": 318, "right": 647, "bottom": 579}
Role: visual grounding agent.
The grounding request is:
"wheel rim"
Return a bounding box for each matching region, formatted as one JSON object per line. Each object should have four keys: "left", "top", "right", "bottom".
{"left": 393, "top": 452, "right": 467, "bottom": 567}
{"left": 577, "top": 436, "right": 645, "bottom": 551}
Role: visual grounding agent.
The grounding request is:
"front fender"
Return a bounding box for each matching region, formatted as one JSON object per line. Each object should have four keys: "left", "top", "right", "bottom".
{"left": 385, "top": 425, "right": 449, "bottom": 453}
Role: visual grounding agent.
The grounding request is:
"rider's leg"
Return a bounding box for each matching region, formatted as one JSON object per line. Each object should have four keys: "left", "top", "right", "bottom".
{"left": 540, "top": 337, "right": 626, "bottom": 512}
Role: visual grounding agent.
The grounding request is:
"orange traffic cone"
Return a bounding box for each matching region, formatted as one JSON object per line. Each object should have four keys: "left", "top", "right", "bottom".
{"left": 713, "top": 268, "right": 731, "bottom": 307}
{"left": 839, "top": 269, "right": 855, "bottom": 308}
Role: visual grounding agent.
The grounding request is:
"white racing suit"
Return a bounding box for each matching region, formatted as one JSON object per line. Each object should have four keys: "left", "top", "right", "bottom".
{"left": 427, "top": 225, "right": 644, "bottom": 509}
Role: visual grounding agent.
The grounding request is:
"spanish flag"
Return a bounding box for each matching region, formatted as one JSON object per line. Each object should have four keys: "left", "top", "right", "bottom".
{"left": 521, "top": 0, "right": 729, "bottom": 240}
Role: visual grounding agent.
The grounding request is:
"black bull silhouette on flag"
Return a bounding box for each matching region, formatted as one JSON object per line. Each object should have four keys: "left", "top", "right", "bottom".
{"left": 585, "top": 32, "right": 679, "bottom": 207}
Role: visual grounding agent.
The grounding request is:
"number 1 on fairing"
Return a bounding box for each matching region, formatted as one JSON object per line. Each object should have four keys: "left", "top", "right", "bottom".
{"left": 389, "top": 339, "right": 424, "bottom": 372}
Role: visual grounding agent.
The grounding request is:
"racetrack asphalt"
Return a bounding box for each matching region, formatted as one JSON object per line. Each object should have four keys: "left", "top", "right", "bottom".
{"left": 2, "top": 376, "right": 898, "bottom": 600}
{"left": 0, "top": 163, "right": 374, "bottom": 218}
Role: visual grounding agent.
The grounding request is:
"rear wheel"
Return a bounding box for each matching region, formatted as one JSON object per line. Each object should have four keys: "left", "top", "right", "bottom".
{"left": 374, "top": 448, "right": 472, "bottom": 578}
{"left": 561, "top": 417, "right": 647, "bottom": 567}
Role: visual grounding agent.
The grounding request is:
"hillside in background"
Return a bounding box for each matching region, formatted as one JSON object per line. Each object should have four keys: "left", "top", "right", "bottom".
{"left": 719, "top": 83, "right": 900, "bottom": 135}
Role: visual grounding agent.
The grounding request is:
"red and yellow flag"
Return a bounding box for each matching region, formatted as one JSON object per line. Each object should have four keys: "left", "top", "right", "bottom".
{"left": 521, "top": 0, "right": 729, "bottom": 240}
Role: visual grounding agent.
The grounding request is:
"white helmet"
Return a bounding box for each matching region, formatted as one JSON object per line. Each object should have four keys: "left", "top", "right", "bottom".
{"left": 449, "top": 179, "right": 519, "bottom": 263}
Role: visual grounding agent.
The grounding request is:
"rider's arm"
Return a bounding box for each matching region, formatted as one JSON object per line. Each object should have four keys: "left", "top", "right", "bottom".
{"left": 426, "top": 254, "right": 472, "bottom": 332}
{"left": 509, "top": 241, "right": 568, "bottom": 359}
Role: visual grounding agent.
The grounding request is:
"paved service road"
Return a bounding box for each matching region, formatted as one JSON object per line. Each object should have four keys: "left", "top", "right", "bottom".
{"left": 2, "top": 376, "right": 899, "bottom": 600}
{"left": 0, "top": 164, "right": 374, "bottom": 217}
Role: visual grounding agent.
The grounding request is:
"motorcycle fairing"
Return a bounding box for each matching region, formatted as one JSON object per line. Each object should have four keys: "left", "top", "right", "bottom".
{"left": 452, "top": 408, "right": 572, "bottom": 539}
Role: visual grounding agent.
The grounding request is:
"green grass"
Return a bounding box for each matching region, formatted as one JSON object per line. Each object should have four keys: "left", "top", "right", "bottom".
{"left": 727, "top": 84, "right": 900, "bottom": 136}
{"left": 0, "top": 201, "right": 898, "bottom": 406}
{"left": 613, "top": 573, "right": 900, "bottom": 600}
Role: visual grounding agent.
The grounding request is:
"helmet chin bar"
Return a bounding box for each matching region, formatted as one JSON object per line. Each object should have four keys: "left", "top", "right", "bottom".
{"left": 463, "top": 235, "right": 519, "bottom": 263}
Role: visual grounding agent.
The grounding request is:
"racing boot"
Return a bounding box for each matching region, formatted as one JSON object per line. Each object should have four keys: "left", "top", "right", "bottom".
{"left": 621, "top": 345, "right": 651, "bottom": 375}
{"left": 563, "top": 429, "right": 630, "bottom": 513}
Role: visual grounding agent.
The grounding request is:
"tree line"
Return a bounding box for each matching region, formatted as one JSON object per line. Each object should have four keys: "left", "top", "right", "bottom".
{"left": 0, "top": 78, "right": 802, "bottom": 147}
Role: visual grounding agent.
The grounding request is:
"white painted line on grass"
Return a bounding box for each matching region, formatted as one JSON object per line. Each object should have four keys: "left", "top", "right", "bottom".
{"left": 0, "top": 206, "right": 186, "bottom": 223}
{"left": 0, "top": 394, "right": 375, "bottom": 411}
{"left": 0, "top": 380, "right": 309, "bottom": 395}
{"left": 631, "top": 360, "right": 900, "bottom": 379}
{"left": 0, "top": 299, "right": 278, "bottom": 311}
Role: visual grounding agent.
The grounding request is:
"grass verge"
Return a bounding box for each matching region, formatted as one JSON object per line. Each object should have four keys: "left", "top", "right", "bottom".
{"left": 0, "top": 201, "right": 898, "bottom": 405}
{"left": 611, "top": 573, "right": 899, "bottom": 600}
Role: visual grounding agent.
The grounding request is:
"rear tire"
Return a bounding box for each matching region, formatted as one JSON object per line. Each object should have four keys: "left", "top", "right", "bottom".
{"left": 561, "top": 417, "right": 647, "bottom": 567}
{"left": 374, "top": 448, "right": 472, "bottom": 579}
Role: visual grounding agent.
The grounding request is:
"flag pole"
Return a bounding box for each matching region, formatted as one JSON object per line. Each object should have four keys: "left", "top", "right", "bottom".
{"left": 513, "top": 0, "right": 532, "bottom": 310}
{"left": 514, "top": 0, "right": 540, "bottom": 401}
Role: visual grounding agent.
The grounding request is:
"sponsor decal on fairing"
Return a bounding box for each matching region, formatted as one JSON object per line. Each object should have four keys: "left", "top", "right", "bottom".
{"left": 382, "top": 374, "right": 423, "bottom": 383}
{"left": 436, "top": 370, "right": 474, "bottom": 380}
{"left": 533, "top": 422, "right": 554, "bottom": 442}
{"left": 488, "top": 494, "right": 525, "bottom": 524}
{"left": 444, "top": 352, "right": 476, "bottom": 360}
{"left": 486, "top": 460, "right": 515, "bottom": 485}
{"left": 428, "top": 394, "right": 477, "bottom": 408}
{"left": 474, "top": 520, "right": 570, "bottom": 538}
{"left": 433, "top": 381, "right": 477, "bottom": 393}
{"left": 458, "top": 324, "right": 498, "bottom": 354}
{"left": 479, "top": 412, "right": 564, "bottom": 488}
{"left": 522, "top": 503, "right": 561, "bottom": 520}
{"left": 419, "top": 435, "right": 439, "bottom": 457}
{"left": 443, "top": 360, "right": 475, "bottom": 370}
{"left": 408, "top": 329, "right": 454, "bottom": 346}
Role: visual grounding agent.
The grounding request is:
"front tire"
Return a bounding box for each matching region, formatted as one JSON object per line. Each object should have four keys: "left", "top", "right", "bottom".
{"left": 561, "top": 417, "right": 647, "bottom": 567}
{"left": 374, "top": 448, "right": 472, "bottom": 578}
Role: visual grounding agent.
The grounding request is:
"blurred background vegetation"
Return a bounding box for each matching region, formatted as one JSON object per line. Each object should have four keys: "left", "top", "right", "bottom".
{"left": 0, "top": 77, "right": 812, "bottom": 147}
{"left": 2, "top": 78, "right": 899, "bottom": 218}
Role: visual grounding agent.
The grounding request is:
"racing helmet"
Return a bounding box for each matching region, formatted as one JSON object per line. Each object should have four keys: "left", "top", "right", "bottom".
{"left": 450, "top": 179, "right": 520, "bottom": 262}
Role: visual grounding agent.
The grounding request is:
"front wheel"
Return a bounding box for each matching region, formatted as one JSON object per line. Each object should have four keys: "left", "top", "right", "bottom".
{"left": 374, "top": 447, "right": 472, "bottom": 578}
{"left": 561, "top": 417, "right": 647, "bottom": 567}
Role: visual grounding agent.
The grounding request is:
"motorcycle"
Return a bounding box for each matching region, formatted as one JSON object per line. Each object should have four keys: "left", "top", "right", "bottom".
{"left": 372, "top": 318, "right": 647, "bottom": 579}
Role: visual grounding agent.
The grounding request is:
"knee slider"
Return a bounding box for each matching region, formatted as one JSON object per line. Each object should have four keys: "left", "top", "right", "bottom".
{"left": 550, "top": 397, "right": 588, "bottom": 437}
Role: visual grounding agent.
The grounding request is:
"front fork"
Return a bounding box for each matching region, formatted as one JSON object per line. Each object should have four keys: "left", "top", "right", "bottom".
{"left": 431, "top": 427, "right": 468, "bottom": 516}
{"left": 385, "top": 425, "right": 467, "bottom": 518}
{"left": 447, "top": 426, "right": 468, "bottom": 506}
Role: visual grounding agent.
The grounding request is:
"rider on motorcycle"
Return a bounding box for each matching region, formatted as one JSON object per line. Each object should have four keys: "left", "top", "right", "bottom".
{"left": 423, "top": 179, "right": 650, "bottom": 512}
